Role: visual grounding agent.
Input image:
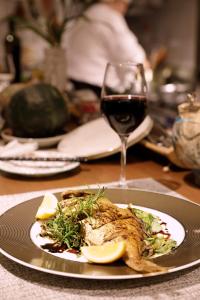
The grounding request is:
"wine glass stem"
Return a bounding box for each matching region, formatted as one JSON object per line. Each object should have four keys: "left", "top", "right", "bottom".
{"left": 119, "top": 135, "right": 128, "bottom": 187}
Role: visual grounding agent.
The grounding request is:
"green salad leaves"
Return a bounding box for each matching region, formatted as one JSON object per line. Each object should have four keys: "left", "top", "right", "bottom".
{"left": 132, "top": 208, "right": 177, "bottom": 257}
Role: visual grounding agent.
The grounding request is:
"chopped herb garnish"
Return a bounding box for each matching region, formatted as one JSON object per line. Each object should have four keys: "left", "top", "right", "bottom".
{"left": 41, "top": 188, "right": 105, "bottom": 250}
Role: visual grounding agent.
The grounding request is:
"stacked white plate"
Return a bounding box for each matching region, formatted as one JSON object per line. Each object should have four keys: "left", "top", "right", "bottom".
{"left": 58, "top": 116, "right": 153, "bottom": 159}
{"left": 0, "top": 141, "right": 79, "bottom": 177}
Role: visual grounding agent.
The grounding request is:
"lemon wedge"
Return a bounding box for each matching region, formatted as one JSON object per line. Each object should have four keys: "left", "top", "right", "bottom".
{"left": 35, "top": 192, "right": 58, "bottom": 220}
{"left": 81, "top": 241, "right": 126, "bottom": 264}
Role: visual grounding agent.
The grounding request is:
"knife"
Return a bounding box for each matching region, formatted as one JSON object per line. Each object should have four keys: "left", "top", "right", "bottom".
{"left": 0, "top": 156, "right": 88, "bottom": 162}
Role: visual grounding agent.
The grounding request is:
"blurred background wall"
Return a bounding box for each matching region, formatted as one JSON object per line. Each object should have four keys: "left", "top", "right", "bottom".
{"left": 0, "top": 0, "right": 199, "bottom": 84}
{"left": 127, "top": 0, "right": 199, "bottom": 82}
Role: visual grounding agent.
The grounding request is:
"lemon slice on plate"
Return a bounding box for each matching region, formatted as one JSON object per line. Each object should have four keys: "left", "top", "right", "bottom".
{"left": 35, "top": 192, "right": 58, "bottom": 220}
{"left": 81, "top": 241, "right": 126, "bottom": 264}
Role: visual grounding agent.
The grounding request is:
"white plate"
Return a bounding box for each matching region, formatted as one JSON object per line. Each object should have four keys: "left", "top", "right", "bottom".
{"left": 30, "top": 204, "right": 185, "bottom": 263}
{"left": 0, "top": 150, "right": 80, "bottom": 177}
{"left": 1, "top": 129, "right": 69, "bottom": 148}
{"left": 58, "top": 116, "right": 153, "bottom": 159}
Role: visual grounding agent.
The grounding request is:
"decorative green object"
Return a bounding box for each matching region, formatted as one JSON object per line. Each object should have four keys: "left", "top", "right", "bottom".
{"left": 6, "top": 83, "right": 69, "bottom": 138}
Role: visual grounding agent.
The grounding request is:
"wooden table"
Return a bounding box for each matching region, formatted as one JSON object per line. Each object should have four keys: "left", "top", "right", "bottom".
{"left": 0, "top": 145, "right": 199, "bottom": 204}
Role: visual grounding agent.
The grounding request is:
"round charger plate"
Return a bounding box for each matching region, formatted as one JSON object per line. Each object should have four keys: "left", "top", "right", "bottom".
{"left": 1, "top": 128, "right": 69, "bottom": 148}
{"left": 0, "top": 188, "right": 199, "bottom": 280}
{"left": 58, "top": 116, "right": 153, "bottom": 159}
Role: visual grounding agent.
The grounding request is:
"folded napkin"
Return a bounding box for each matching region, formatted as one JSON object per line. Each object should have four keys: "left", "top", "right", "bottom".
{"left": 0, "top": 140, "right": 38, "bottom": 157}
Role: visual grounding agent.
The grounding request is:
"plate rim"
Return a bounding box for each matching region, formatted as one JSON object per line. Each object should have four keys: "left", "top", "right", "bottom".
{"left": 0, "top": 188, "right": 200, "bottom": 280}
{"left": 1, "top": 247, "right": 199, "bottom": 280}
{"left": 0, "top": 160, "right": 80, "bottom": 177}
{"left": 1, "top": 128, "right": 69, "bottom": 148}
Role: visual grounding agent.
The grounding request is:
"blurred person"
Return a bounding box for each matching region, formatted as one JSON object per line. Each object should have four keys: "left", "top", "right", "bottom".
{"left": 63, "top": 0, "right": 147, "bottom": 97}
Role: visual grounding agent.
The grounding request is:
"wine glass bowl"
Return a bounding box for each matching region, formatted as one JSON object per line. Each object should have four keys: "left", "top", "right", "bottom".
{"left": 101, "top": 62, "right": 147, "bottom": 186}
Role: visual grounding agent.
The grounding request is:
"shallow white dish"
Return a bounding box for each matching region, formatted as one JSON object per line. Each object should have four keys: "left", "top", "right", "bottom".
{"left": 30, "top": 204, "right": 185, "bottom": 263}
{"left": 0, "top": 150, "right": 80, "bottom": 177}
{"left": 1, "top": 128, "right": 68, "bottom": 148}
{"left": 58, "top": 116, "right": 153, "bottom": 159}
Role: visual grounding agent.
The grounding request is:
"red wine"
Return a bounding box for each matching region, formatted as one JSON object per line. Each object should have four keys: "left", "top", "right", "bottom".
{"left": 101, "top": 95, "right": 147, "bottom": 136}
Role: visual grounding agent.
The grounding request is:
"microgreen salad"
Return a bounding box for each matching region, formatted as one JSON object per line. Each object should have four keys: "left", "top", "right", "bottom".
{"left": 131, "top": 207, "right": 177, "bottom": 257}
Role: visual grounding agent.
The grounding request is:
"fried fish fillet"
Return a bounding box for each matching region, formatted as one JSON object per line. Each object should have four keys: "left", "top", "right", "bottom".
{"left": 61, "top": 191, "right": 166, "bottom": 273}
{"left": 82, "top": 197, "right": 166, "bottom": 273}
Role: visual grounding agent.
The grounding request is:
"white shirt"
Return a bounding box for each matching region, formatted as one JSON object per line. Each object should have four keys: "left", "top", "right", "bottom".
{"left": 63, "top": 3, "right": 146, "bottom": 87}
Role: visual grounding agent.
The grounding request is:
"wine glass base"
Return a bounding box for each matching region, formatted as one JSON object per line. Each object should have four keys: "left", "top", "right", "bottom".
{"left": 117, "top": 180, "right": 128, "bottom": 188}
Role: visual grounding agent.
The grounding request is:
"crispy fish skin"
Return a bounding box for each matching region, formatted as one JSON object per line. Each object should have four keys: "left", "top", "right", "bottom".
{"left": 82, "top": 197, "right": 166, "bottom": 273}
{"left": 61, "top": 190, "right": 91, "bottom": 209}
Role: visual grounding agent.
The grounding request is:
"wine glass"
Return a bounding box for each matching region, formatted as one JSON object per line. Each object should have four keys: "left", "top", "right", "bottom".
{"left": 101, "top": 62, "right": 147, "bottom": 187}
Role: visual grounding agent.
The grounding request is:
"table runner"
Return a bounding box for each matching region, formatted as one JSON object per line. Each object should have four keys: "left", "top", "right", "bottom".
{"left": 0, "top": 178, "right": 199, "bottom": 300}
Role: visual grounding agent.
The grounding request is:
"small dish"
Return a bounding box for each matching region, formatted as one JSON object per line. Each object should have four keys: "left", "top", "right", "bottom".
{"left": 1, "top": 128, "right": 69, "bottom": 148}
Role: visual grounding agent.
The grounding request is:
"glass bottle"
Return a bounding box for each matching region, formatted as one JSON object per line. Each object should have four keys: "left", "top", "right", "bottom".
{"left": 4, "top": 19, "right": 21, "bottom": 83}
